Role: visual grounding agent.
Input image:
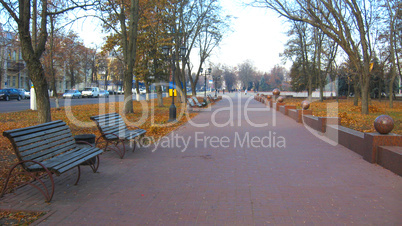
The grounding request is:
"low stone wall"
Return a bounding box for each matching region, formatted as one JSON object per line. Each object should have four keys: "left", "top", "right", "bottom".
{"left": 275, "top": 103, "right": 286, "bottom": 111}
{"left": 377, "top": 146, "right": 402, "bottom": 176}
{"left": 326, "top": 125, "right": 366, "bottom": 156}
{"left": 279, "top": 105, "right": 296, "bottom": 115}
{"left": 303, "top": 115, "right": 341, "bottom": 133}
{"left": 363, "top": 133, "right": 402, "bottom": 163}
{"left": 284, "top": 106, "right": 296, "bottom": 115}
{"left": 288, "top": 109, "right": 312, "bottom": 123}
{"left": 279, "top": 105, "right": 286, "bottom": 114}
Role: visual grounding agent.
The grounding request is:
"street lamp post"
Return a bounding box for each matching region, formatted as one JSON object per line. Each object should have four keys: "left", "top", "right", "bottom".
{"left": 214, "top": 75, "right": 220, "bottom": 98}
{"left": 201, "top": 67, "right": 211, "bottom": 102}
{"left": 163, "top": 45, "right": 187, "bottom": 122}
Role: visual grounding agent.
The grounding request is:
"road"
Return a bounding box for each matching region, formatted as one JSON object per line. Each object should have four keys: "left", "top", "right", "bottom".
{"left": 0, "top": 93, "right": 161, "bottom": 113}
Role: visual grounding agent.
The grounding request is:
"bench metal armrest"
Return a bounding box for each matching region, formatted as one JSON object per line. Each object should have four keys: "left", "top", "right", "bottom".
{"left": 97, "top": 133, "right": 122, "bottom": 142}
{"left": 127, "top": 125, "right": 141, "bottom": 130}
{"left": 75, "top": 141, "right": 94, "bottom": 147}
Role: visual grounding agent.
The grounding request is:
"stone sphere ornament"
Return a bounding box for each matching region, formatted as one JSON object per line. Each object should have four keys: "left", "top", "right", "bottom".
{"left": 301, "top": 100, "right": 310, "bottom": 110}
{"left": 273, "top": 89, "right": 280, "bottom": 96}
{"left": 374, "top": 115, "right": 394, "bottom": 134}
{"left": 277, "top": 96, "right": 284, "bottom": 103}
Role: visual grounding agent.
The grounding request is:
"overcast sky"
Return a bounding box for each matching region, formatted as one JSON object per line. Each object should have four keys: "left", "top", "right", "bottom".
{"left": 209, "top": 0, "right": 290, "bottom": 72}
{"left": 76, "top": 0, "right": 290, "bottom": 73}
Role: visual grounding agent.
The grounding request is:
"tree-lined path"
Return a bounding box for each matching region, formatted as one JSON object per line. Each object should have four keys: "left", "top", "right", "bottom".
{"left": 1, "top": 95, "right": 401, "bottom": 224}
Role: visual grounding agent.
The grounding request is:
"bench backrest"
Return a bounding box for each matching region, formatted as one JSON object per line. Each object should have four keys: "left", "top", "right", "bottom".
{"left": 90, "top": 113, "right": 128, "bottom": 138}
{"left": 192, "top": 97, "right": 201, "bottom": 104}
{"left": 188, "top": 98, "right": 196, "bottom": 107}
{"left": 2, "top": 120, "right": 77, "bottom": 165}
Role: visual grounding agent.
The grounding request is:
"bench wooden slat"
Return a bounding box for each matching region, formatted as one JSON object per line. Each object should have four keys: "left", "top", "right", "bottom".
{"left": 91, "top": 113, "right": 146, "bottom": 142}
{"left": 27, "top": 147, "right": 82, "bottom": 171}
{"left": 97, "top": 120, "right": 126, "bottom": 127}
{"left": 18, "top": 132, "right": 72, "bottom": 153}
{"left": 99, "top": 123, "right": 126, "bottom": 131}
{"left": 22, "top": 140, "right": 77, "bottom": 161}
{"left": 41, "top": 148, "right": 99, "bottom": 172}
{"left": 57, "top": 150, "right": 103, "bottom": 174}
{"left": 102, "top": 126, "right": 128, "bottom": 135}
{"left": 192, "top": 97, "right": 203, "bottom": 107}
{"left": 5, "top": 121, "right": 67, "bottom": 138}
{"left": 10, "top": 123, "right": 69, "bottom": 143}
{"left": 29, "top": 148, "right": 103, "bottom": 174}
{"left": 90, "top": 113, "right": 120, "bottom": 121}
{"left": 20, "top": 141, "right": 76, "bottom": 161}
{"left": 16, "top": 129, "right": 71, "bottom": 147}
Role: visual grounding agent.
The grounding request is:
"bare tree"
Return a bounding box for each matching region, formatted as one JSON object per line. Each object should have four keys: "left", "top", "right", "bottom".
{"left": 383, "top": 0, "right": 401, "bottom": 107}
{"left": 252, "top": 0, "right": 381, "bottom": 114}
{"left": 238, "top": 60, "right": 255, "bottom": 90}
{"left": 97, "top": 0, "right": 139, "bottom": 113}
{"left": 0, "top": 0, "right": 96, "bottom": 122}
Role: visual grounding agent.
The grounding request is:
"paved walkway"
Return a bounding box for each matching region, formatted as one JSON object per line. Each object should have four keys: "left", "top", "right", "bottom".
{"left": 1, "top": 94, "right": 401, "bottom": 225}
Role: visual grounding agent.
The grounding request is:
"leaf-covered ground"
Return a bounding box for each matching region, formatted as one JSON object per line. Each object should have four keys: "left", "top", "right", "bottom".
{"left": 0, "top": 211, "right": 46, "bottom": 225}
{"left": 282, "top": 98, "right": 402, "bottom": 134}
{"left": 0, "top": 97, "right": 202, "bottom": 224}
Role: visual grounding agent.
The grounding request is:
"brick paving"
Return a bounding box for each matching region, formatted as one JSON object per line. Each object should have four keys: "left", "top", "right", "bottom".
{"left": 1, "top": 94, "right": 401, "bottom": 225}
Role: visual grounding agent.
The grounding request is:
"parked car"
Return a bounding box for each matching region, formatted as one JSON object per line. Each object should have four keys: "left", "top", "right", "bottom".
{"left": 108, "top": 90, "right": 117, "bottom": 95}
{"left": 99, "top": 90, "right": 109, "bottom": 98}
{"left": 17, "top": 88, "right": 30, "bottom": 99}
{"left": 0, "top": 88, "right": 23, "bottom": 101}
{"left": 133, "top": 88, "right": 146, "bottom": 94}
{"left": 82, "top": 87, "right": 100, "bottom": 98}
{"left": 63, "top": 90, "right": 82, "bottom": 99}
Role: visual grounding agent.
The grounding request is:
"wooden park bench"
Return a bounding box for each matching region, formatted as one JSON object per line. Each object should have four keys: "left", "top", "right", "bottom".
{"left": 1, "top": 120, "right": 103, "bottom": 202}
{"left": 90, "top": 112, "right": 147, "bottom": 159}
{"left": 207, "top": 94, "right": 217, "bottom": 102}
{"left": 192, "top": 96, "right": 206, "bottom": 107}
{"left": 187, "top": 98, "right": 200, "bottom": 108}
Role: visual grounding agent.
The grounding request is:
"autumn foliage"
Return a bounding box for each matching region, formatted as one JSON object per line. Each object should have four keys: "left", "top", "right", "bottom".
{"left": 282, "top": 98, "right": 402, "bottom": 134}
{"left": 0, "top": 98, "right": 197, "bottom": 196}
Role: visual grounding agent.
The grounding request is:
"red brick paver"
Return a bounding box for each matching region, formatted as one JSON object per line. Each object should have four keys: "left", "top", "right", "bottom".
{"left": 1, "top": 94, "right": 401, "bottom": 225}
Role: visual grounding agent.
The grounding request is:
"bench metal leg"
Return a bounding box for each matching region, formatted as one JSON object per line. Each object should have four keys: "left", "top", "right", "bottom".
{"left": 97, "top": 135, "right": 126, "bottom": 159}
{"left": 74, "top": 165, "right": 81, "bottom": 185}
{"left": 0, "top": 160, "right": 55, "bottom": 202}
{"left": 88, "top": 155, "right": 100, "bottom": 173}
{"left": 104, "top": 140, "right": 126, "bottom": 159}
{"left": 130, "top": 140, "right": 137, "bottom": 152}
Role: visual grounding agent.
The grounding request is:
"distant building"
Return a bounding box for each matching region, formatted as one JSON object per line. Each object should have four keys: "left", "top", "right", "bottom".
{"left": 0, "top": 24, "right": 29, "bottom": 90}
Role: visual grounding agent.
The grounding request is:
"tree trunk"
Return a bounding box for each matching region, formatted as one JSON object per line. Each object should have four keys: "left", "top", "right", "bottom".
{"left": 335, "top": 74, "right": 339, "bottom": 102}
{"left": 145, "top": 83, "right": 150, "bottom": 101}
{"left": 174, "top": 67, "right": 184, "bottom": 103}
{"left": 354, "top": 80, "right": 359, "bottom": 106}
{"left": 135, "top": 78, "right": 140, "bottom": 101}
{"left": 123, "top": 70, "right": 134, "bottom": 113}
{"left": 156, "top": 85, "right": 163, "bottom": 107}
{"left": 389, "top": 76, "right": 396, "bottom": 108}
{"left": 29, "top": 60, "right": 51, "bottom": 122}
{"left": 191, "top": 83, "right": 197, "bottom": 97}
{"left": 122, "top": 0, "right": 139, "bottom": 114}
{"left": 308, "top": 73, "right": 312, "bottom": 102}
{"left": 180, "top": 63, "right": 187, "bottom": 103}
{"left": 361, "top": 77, "right": 370, "bottom": 114}
{"left": 104, "top": 69, "right": 108, "bottom": 90}
{"left": 379, "top": 76, "right": 382, "bottom": 102}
